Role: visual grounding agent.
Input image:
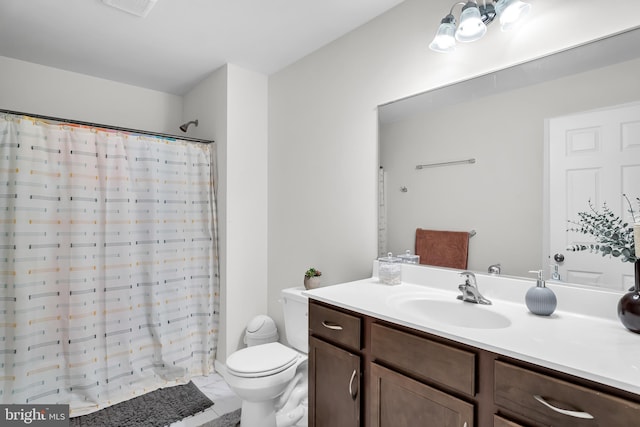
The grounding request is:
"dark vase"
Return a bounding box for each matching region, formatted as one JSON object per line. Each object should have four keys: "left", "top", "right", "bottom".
{"left": 617, "top": 260, "right": 640, "bottom": 334}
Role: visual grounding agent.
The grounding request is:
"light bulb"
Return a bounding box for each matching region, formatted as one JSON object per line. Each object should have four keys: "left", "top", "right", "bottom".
{"left": 430, "top": 20, "right": 457, "bottom": 53}
{"left": 455, "top": 2, "right": 487, "bottom": 42}
{"left": 495, "top": 0, "right": 531, "bottom": 31}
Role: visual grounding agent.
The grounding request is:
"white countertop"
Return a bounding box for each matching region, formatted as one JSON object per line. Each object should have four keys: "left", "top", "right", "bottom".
{"left": 303, "top": 262, "right": 640, "bottom": 396}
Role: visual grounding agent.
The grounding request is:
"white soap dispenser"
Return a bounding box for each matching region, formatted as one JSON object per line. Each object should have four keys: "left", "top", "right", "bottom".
{"left": 525, "top": 270, "right": 557, "bottom": 316}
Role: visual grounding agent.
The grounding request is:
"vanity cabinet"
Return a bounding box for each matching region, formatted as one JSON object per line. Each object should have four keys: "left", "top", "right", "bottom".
{"left": 309, "top": 300, "right": 475, "bottom": 427}
{"left": 308, "top": 299, "right": 640, "bottom": 427}
{"left": 308, "top": 302, "right": 362, "bottom": 427}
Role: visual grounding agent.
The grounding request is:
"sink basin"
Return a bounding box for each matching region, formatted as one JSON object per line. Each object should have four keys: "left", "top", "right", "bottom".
{"left": 389, "top": 296, "right": 512, "bottom": 329}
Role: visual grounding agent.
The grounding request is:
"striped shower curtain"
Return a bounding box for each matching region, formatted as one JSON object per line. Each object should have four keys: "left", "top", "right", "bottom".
{"left": 0, "top": 114, "right": 219, "bottom": 416}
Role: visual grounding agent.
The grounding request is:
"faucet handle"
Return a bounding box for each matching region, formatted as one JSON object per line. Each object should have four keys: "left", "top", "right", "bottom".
{"left": 488, "top": 263, "right": 501, "bottom": 274}
{"left": 549, "top": 264, "right": 561, "bottom": 281}
{"left": 459, "top": 270, "right": 476, "bottom": 285}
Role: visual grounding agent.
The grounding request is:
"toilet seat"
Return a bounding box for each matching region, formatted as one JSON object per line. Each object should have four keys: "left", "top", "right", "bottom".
{"left": 227, "top": 342, "right": 300, "bottom": 378}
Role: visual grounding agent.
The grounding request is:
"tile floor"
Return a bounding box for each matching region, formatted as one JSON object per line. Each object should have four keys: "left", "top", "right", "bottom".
{"left": 170, "top": 373, "right": 241, "bottom": 427}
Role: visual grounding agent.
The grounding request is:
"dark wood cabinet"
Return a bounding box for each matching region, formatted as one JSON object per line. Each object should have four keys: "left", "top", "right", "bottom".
{"left": 308, "top": 299, "right": 640, "bottom": 427}
{"left": 308, "top": 336, "right": 360, "bottom": 427}
{"left": 308, "top": 303, "right": 362, "bottom": 427}
{"left": 370, "top": 363, "right": 473, "bottom": 427}
{"left": 309, "top": 300, "right": 474, "bottom": 427}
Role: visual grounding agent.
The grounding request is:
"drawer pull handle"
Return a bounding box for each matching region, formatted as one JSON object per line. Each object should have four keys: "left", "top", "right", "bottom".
{"left": 533, "top": 395, "right": 594, "bottom": 420}
{"left": 348, "top": 369, "right": 358, "bottom": 400}
{"left": 322, "top": 321, "right": 343, "bottom": 331}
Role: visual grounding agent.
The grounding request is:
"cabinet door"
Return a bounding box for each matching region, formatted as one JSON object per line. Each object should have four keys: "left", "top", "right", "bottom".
{"left": 370, "top": 363, "right": 474, "bottom": 427}
{"left": 309, "top": 336, "right": 360, "bottom": 427}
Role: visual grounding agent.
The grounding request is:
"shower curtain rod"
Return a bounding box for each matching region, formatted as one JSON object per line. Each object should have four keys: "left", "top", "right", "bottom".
{"left": 0, "top": 109, "right": 214, "bottom": 145}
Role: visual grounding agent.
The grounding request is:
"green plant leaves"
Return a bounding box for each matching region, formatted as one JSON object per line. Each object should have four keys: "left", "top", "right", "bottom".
{"left": 566, "top": 197, "right": 638, "bottom": 263}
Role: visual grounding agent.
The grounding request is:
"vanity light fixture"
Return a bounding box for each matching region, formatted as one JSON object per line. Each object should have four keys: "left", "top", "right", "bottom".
{"left": 429, "top": 0, "right": 531, "bottom": 53}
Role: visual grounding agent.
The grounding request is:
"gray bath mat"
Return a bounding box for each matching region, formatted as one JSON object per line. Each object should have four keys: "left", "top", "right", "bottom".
{"left": 200, "top": 408, "right": 241, "bottom": 427}
{"left": 70, "top": 381, "right": 214, "bottom": 427}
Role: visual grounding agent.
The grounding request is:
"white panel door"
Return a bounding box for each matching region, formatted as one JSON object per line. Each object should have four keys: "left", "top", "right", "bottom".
{"left": 548, "top": 102, "right": 640, "bottom": 290}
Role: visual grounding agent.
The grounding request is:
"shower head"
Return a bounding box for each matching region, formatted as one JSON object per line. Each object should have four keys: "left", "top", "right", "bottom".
{"left": 180, "top": 119, "right": 198, "bottom": 133}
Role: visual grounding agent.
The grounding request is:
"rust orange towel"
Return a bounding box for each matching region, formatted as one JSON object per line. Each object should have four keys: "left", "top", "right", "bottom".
{"left": 415, "top": 228, "right": 469, "bottom": 270}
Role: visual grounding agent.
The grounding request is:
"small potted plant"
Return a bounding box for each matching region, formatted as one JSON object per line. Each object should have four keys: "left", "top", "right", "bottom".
{"left": 304, "top": 268, "right": 322, "bottom": 290}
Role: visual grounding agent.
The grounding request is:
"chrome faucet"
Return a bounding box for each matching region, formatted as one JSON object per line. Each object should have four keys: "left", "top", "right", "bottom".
{"left": 457, "top": 271, "right": 492, "bottom": 305}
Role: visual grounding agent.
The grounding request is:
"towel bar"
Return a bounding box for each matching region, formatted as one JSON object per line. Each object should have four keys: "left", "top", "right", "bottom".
{"left": 416, "top": 158, "right": 476, "bottom": 169}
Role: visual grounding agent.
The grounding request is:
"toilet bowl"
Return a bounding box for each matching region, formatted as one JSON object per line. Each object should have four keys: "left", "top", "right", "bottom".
{"left": 222, "top": 287, "right": 309, "bottom": 427}
{"left": 225, "top": 342, "right": 306, "bottom": 426}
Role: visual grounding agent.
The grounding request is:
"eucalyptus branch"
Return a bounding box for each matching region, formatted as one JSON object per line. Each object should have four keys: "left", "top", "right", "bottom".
{"left": 623, "top": 193, "right": 637, "bottom": 223}
{"left": 566, "top": 197, "right": 638, "bottom": 263}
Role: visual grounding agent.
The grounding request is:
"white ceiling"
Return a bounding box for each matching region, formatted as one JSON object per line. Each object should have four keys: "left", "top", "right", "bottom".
{"left": 0, "top": 0, "right": 405, "bottom": 95}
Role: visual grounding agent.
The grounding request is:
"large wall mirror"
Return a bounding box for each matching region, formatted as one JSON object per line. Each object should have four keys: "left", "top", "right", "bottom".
{"left": 378, "top": 27, "right": 640, "bottom": 291}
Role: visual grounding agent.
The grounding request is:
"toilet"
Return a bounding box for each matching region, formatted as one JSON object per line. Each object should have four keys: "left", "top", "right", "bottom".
{"left": 223, "top": 287, "right": 309, "bottom": 427}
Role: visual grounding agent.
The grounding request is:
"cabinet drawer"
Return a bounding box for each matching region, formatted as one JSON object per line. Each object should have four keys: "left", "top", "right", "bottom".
{"left": 494, "top": 360, "right": 640, "bottom": 426}
{"left": 371, "top": 363, "right": 474, "bottom": 427}
{"left": 371, "top": 322, "right": 476, "bottom": 396}
{"left": 309, "top": 302, "right": 361, "bottom": 351}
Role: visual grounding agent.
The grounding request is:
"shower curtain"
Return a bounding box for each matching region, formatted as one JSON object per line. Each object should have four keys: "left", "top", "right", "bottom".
{"left": 0, "top": 114, "right": 219, "bottom": 416}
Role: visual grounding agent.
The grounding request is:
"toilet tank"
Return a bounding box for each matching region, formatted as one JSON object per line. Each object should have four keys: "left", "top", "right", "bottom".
{"left": 281, "top": 287, "right": 309, "bottom": 353}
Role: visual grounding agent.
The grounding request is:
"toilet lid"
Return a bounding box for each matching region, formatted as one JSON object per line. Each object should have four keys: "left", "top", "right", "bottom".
{"left": 226, "top": 342, "right": 299, "bottom": 378}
